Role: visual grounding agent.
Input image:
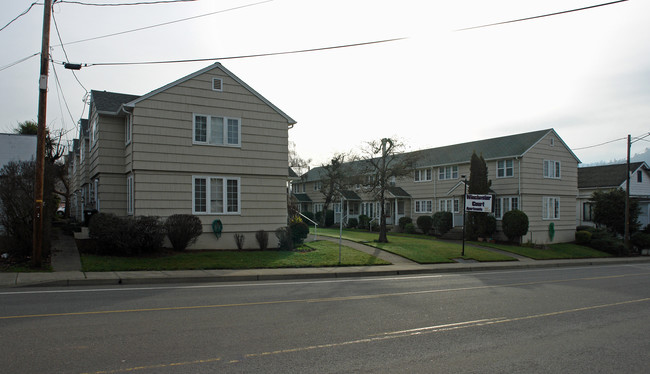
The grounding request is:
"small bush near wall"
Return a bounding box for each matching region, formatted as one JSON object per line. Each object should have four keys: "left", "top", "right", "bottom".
{"left": 433, "top": 212, "right": 452, "bottom": 236}
{"left": 275, "top": 227, "right": 293, "bottom": 250}
{"left": 256, "top": 230, "right": 269, "bottom": 250}
{"left": 416, "top": 216, "right": 433, "bottom": 235}
{"left": 347, "top": 218, "right": 358, "bottom": 229}
{"left": 575, "top": 230, "right": 592, "bottom": 244}
{"left": 631, "top": 232, "right": 650, "bottom": 251}
{"left": 290, "top": 220, "right": 310, "bottom": 245}
{"left": 502, "top": 210, "right": 529, "bottom": 243}
{"left": 88, "top": 213, "right": 165, "bottom": 256}
{"left": 404, "top": 223, "right": 416, "bottom": 234}
{"left": 133, "top": 216, "right": 165, "bottom": 254}
{"left": 358, "top": 215, "right": 370, "bottom": 229}
{"left": 164, "top": 214, "right": 203, "bottom": 252}
{"left": 234, "top": 233, "right": 245, "bottom": 250}
{"left": 398, "top": 217, "right": 412, "bottom": 232}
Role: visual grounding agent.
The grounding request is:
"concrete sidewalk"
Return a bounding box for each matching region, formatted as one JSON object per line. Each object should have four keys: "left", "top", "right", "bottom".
{"left": 1, "top": 233, "right": 649, "bottom": 288}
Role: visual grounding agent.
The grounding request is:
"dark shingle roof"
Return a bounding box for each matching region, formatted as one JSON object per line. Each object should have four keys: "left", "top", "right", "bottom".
{"left": 578, "top": 162, "right": 646, "bottom": 189}
{"left": 79, "top": 119, "right": 88, "bottom": 137}
{"left": 341, "top": 190, "right": 362, "bottom": 200}
{"left": 302, "top": 129, "right": 571, "bottom": 182}
{"left": 91, "top": 90, "right": 140, "bottom": 114}
{"left": 292, "top": 193, "right": 312, "bottom": 202}
{"left": 387, "top": 187, "right": 411, "bottom": 198}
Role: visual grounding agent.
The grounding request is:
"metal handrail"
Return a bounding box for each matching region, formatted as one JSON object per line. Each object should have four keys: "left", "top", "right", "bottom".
{"left": 298, "top": 211, "right": 318, "bottom": 241}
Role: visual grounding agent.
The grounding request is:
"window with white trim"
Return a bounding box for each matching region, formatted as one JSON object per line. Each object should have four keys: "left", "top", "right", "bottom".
{"left": 583, "top": 202, "right": 593, "bottom": 222}
{"left": 125, "top": 115, "right": 132, "bottom": 145}
{"left": 542, "top": 196, "right": 560, "bottom": 219}
{"left": 438, "top": 165, "right": 458, "bottom": 180}
{"left": 80, "top": 139, "right": 85, "bottom": 163}
{"left": 313, "top": 181, "right": 322, "bottom": 191}
{"left": 193, "top": 114, "right": 240, "bottom": 146}
{"left": 415, "top": 200, "right": 433, "bottom": 213}
{"left": 439, "top": 198, "right": 459, "bottom": 213}
{"left": 91, "top": 117, "right": 98, "bottom": 147}
{"left": 212, "top": 78, "right": 223, "bottom": 92}
{"left": 414, "top": 168, "right": 432, "bottom": 182}
{"left": 126, "top": 175, "right": 134, "bottom": 215}
{"left": 494, "top": 196, "right": 518, "bottom": 219}
{"left": 314, "top": 203, "right": 323, "bottom": 213}
{"left": 543, "top": 160, "right": 561, "bottom": 179}
{"left": 361, "top": 202, "right": 377, "bottom": 218}
{"left": 497, "top": 159, "right": 514, "bottom": 178}
{"left": 193, "top": 176, "right": 240, "bottom": 214}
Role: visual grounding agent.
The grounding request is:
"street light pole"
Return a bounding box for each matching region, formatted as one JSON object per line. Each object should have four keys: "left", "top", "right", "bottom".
{"left": 462, "top": 175, "right": 467, "bottom": 257}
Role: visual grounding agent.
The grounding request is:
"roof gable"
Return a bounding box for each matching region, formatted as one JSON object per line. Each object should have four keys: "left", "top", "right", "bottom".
{"left": 91, "top": 90, "right": 140, "bottom": 115}
{"left": 578, "top": 162, "right": 648, "bottom": 189}
{"left": 123, "top": 62, "right": 296, "bottom": 125}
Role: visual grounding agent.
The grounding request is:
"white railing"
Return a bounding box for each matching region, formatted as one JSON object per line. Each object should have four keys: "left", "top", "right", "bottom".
{"left": 298, "top": 211, "right": 319, "bottom": 241}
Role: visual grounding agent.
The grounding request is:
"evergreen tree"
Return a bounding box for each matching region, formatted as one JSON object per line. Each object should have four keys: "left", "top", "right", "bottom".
{"left": 466, "top": 151, "right": 493, "bottom": 239}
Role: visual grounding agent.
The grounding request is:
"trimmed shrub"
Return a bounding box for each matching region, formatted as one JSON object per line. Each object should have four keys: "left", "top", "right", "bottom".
{"left": 325, "top": 210, "right": 335, "bottom": 227}
{"left": 502, "top": 210, "right": 529, "bottom": 242}
{"left": 275, "top": 227, "right": 293, "bottom": 250}
{"left": 164, "top": 214, "right": 203, "bottom": 251}
{"left": 404, "top": 223, "right": 416, "bottom": 234}
{"left": 255, "top": 230, "right": 269, "bottom": 250}
{"left": 416, "top": 215, "right": 434, "bottom": 235}
{"left": 358, "top": 215, "right": 370, "bottom": 229}
{"left": 88, "top": 212, "right": 131, "bottom": 255}
{"left": 631, "top": 232, "right": 650, "bottom": 250}
{"left": 575, "top": 230, "right": 592, "bottom": 244}
{"left": 132, "top": 216, "right": 165, "bottom": 254}
{"left": 398, "top": 216, "right": 413, "bottom": 231}
{"left": 433, "top": 211, "right": 453, "bottom": 236}
{"left": 290, "top": 220, "right": 310, "bottom": 245}
{"left": 347, "top": 217, "right": 359, "bottom": 229}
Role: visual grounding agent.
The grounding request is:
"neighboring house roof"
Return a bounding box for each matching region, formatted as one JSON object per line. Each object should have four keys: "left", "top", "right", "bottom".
{"left": 341, "top": 190, "right": 362, "bottom": 200}
{"left": 302, "top": 129, "right": 578, "bottom": 182}
{"left": 0, "top": 133, "right": 37, "bottom": 167}
{"left": 79, "top": 119, "right": 89, "bottom": 138}
{"left": 578, "top": 162, "right": 648, "bottom": 189}
{"left": 123, "top": 62, "right": 296, "bottom": 125}
{"left": 293, "top": 193, "right": 312, "bottom": 203}
{"left": 288, "top": 167, "right": 300, "bottom": 180}
{"left": 91, "top": 90, "right": 140, "bottom": 115}
{"left": 387, "top": 187, "right": 411, "bottom": 198}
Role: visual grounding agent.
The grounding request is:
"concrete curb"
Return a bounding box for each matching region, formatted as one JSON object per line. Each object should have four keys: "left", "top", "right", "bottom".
{"left": 5, "top": 256, "right": 650, "bottom": 288}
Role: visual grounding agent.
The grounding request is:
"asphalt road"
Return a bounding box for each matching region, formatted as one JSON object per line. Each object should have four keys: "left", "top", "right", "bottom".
{"left": 2, "top": 263, "right": 650, "bottom": 374}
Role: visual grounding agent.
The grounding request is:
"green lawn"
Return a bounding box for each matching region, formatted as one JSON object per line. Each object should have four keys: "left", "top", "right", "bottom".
{"left": 80, "top": 240, "right": 390, "bottom": 272}
{"left": 475, "top": 242, "right": 612, "bottom": 260}
{"left": 314, "top": 228, "right": 516, "bottom": 263}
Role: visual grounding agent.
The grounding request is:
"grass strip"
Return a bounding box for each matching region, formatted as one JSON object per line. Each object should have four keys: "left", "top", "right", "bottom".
{"left": 474, "top": 242, "right": 612, "bottom": 259}
{"left": 80, "top": 240, "right": 389, "bottom": 272}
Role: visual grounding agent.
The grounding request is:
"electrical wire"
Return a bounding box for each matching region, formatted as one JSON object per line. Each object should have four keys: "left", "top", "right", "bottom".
{"left": 51, "top": 60, "right": 79, "bottom": 137}
{"left": 456, "top": 0, "right": 628, "bottom": 31}
{"left": 77, "top": 37, "right": 407, "bottom": 67}
{"left": 52, "top": 0, "right": 272, "bottom": 48}
{"left": 51, "top": 8, "right": 88, "bottom": 93}
{"left": 573, "top": 137, "right": 627, "bottom": 151}
{"left": 0, "top": 52, "right": 40, "bottom": 72}
{"left": 57, "top": 0, "right": 198, "bottom": 6}
{"left": 0, "top": 1, "right": 40, "bottom": 32}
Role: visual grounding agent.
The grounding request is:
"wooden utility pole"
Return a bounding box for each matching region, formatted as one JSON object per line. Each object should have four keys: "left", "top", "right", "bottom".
{"left": 33, "top": 0, "right": 53, "bottom": 267}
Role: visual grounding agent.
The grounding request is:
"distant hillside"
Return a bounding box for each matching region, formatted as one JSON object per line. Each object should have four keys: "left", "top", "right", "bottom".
{"left": 581, "top": 147, "right": 650, "bottom": 167}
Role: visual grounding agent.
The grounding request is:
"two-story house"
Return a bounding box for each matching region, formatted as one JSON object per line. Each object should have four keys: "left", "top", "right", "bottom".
{"left": 71, "top": 63, "right": 296, "bottom": 249}
{"left": 297, "top": 129, "right": 580, "bottom": 244}
{"left": 577, "top": 162, "right": 650, "bottom": 229}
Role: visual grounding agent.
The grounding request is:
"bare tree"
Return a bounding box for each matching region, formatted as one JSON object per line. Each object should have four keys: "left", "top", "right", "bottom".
{"left": 360, "top": 138, "right": 416, "bottom": 243}
{"left": 289, "top": 140, "right": 311, "bottom": 176}
{"left": 319, "top": 153, "right": 352, "bottom": 226}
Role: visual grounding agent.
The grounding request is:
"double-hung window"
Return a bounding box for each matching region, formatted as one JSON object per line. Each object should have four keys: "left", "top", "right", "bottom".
{"left": 497, "top": 159, "right": 514, "bottom": 178}
{"left": 439, "top": 198, "right": 459, "bottom": 213}
{"left": 543, "top": 160, "right": 561, "bottom": 179}
{"left": 415, "top": 200, "right": 433, "bottom": 214}
{"left": 542, "top": 196, "right": 560, "bottom": 219}
{"left": 125, "top": 115, "right": 132, "bottom": 145}
{"left": 193, "top": 114, "right": 241, "bottom": 147}
{"left": 193, "top": 176, "right": 240, "bottom": 214}
{"left": 91, "top": 117, "right": 98, "bottom": 147}
{"left": 494, "top": 196, "right": 518, "bottom": 219}
{"left": 439, "top": 165, "right": 458, "bottom": 180}
{"left": 126, "top": 175, "right": 134, "bottom": 215}
{"left": 415, "top": 168, "right": 432, "bottom": 182}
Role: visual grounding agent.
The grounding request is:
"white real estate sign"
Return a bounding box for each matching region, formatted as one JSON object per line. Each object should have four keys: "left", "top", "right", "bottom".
{"left": 465, "top": 194, "right": 492, "bottom": 213}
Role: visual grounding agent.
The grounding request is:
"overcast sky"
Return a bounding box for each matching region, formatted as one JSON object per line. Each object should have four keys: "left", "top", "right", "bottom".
{"left": 1, "top": 0, "right": 649, "bottom": 167}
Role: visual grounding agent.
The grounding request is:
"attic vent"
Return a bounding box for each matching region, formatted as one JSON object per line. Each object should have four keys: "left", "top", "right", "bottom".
{"left": 212, "top": 78, "right": 223, "bottom": 92}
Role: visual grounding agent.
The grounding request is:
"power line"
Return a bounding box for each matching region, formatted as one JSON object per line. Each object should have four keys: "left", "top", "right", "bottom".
{"left": 573, "top": 136, "right": 627, "bottom": 151}
{"left": 53, "top": 0, "right": 273, "bottom": 47}
{"left": 73, "top": 37, "right": 407, "bottom": 67}
{"left": 456, "top": 0, "right": 628, "bottom": 31}
{"left": 57, "top": 0, "right": 198, "bottom": 6}
{"left": 51, "top": 9, "right": 88, "bottom": 93}
{"left": 0, "top": 52, "right": 40, "bottom": 72}
{"left": 0, "top": 1, "right": 40, "bottom": 32}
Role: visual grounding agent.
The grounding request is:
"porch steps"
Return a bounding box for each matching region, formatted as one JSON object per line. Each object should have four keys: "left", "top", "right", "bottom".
{"left": 441, "top": 227, "right": 464, "bottom": 240}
